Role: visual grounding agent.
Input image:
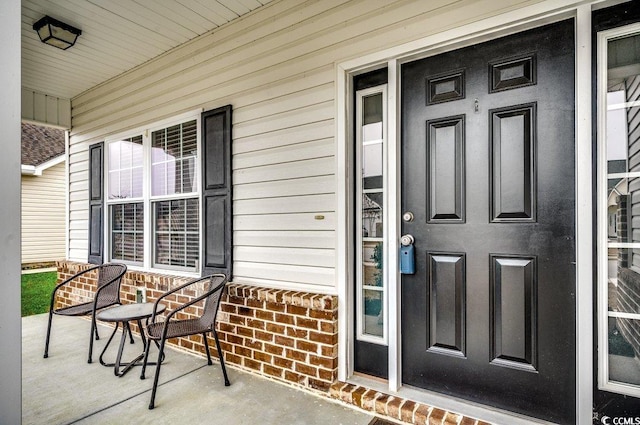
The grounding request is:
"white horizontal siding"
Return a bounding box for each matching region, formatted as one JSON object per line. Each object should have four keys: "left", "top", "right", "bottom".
{"left": 233, "top": 138, "right": 334, "bottom": 169}
{"left": 234, "top": 83, "right": 334, "bottom": 124}
{"left": 234, "top": 193, "right": 334, "bottom": 215}
{"left": 235, "top": 212, "right": 334, "bottom": 231}
{"left": 235, "top": 246, "right": 334, "bottom": 268}
{"left": 21, "top": 162, "right": 66, "bottom": 264}
{"left": 68, "top": 0, "right": 538, "bottom": 291}
{"left": 234, "top": 157, "right": 334, "bottom": 185}
{"left": 234, "top": 262, "right": 335, "bottom": 287}
{"left": 233, "top": 101, "right": 334, "bottom": 140}
{"left": 234, "top": 175, "right": 335, "bottom": 200}
{"left": 233, "top": 119, "right": 334, "bottom": 155}
{"left": 234, "top": 230, "right": 334, "bottom": 249}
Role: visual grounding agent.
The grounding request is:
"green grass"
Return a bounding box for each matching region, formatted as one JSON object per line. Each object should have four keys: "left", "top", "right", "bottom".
{"left": 21, "top": 271, "right": 57, "bottom": 317}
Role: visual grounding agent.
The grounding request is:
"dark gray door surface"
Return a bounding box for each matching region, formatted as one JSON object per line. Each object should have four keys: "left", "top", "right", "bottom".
{"left": 401, "top": 20, "right": 576, "bottom": 424}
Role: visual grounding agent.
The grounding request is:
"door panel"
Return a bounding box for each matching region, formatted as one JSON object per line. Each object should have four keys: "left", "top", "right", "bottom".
{"left": 490, "top": 255, "right": 536, "bottom": 370}
{"left": 489, "top": 104, "right": 535, "bottom": 221}
{"left": 428, "top": 252, "right": 465, "bottom": 355}
{"left": 427, "top": 116, "right": 465, "bottom": 222}
{"left": 401, "top": 20, "right": 575, "bottom": 423}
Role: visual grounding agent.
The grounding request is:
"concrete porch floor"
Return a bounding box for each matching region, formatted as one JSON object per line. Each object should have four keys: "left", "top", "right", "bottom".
{"left": 22, "top": 313, "right": 374, "bottom": 425}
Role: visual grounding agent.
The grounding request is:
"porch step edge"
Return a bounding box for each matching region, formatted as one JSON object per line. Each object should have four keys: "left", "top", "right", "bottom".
{"left": 329, "top": 381, "right": 492, "bottom": 425}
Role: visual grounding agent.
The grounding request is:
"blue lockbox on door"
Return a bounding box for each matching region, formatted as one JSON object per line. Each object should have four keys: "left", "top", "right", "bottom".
{"left": 400, "top": 244, "right": 415, "bottom": 274}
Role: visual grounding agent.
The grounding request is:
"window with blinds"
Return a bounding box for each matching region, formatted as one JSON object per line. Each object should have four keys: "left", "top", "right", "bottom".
{"left": 107, "top": 136, "right": 144, "bottom": 266}
{"left": 106, "top": 118, "right": 200, "bottom": 271}
{"left": 110, "top": 202, "right": 144, "bottom": 263}
{"left": 151, "top": 120, "right": 197, "bottom": 196}
{"left": 154, "top": 198, "right": 199, "bottom": 268}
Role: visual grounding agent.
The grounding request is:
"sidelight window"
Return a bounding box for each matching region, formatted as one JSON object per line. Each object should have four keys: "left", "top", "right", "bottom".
{"left": 356, "top": 86, "right": 387, "bottom": 344}
{"left": 598, "top": 23, "right": 640, "bottom": 398}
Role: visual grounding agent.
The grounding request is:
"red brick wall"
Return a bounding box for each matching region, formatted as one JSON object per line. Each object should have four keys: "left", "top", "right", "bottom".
{"left": 56, "top": 261, "right": 338, "bottom": 392}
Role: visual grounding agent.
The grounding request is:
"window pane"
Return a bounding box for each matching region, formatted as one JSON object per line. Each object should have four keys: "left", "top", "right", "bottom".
{"left": 363, "top": 193, "right": 383, "bottom": 238}
{"left": 156, "top": 234, "right": 169, "bottom": 265}
{"left": 108, "top": 136, "right": 143, "bottom": 200}
{"left": 362, "top": 93, "right": 383, "bottom": 190}
{"left": 151, "top": 120, "right": 197, "bottom": 196}
{"left": 362, "top": 241, "right": 383, "bottom": 287}
{"left": 171, "top": 234, "right": 185, "bottom": 265}
{"left": 151, "top": 162, "right": 168, "bottom": 196}
{"left": 131, "top": 165, "right": 143, "bottom": 198}
{"left": 108, "top": 171, "right": 120, "bottom": 199}
{"left": 186, "top": 234, "right": 199, "bottom": 268}
{"left": 186, "top": 198, "right": 199, "bottom": 232}
{"left": 181, "top": 157, "right": 197, "bottom": 193}
{"left": 363, "top": 93, "right": 383, "bottom": 125}
{"left": 112, "top": 234, "right": 123, "bottom": 258}
{"left": 110, "top": 203, "right": 143, "bottom": 264}
{"left": 608, "top": 317, "right": 640, "bottom": 387}
{"left": 120, "top": 171, "right": 131, "bottom": 198}
{"left": 363, "top": 144, "right": 383, "bottom": 190}
{"left": 154, "top": 198, "right": 199, "bottom": 269}
{"left": 363, "top": 289, "right": 383, "bottom": 337}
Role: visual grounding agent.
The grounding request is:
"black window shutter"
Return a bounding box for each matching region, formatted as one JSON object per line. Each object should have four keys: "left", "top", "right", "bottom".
{"left": 88, "top": 142, "right": 104, "bottom": 264}
{"left": 201, "top": 105, "right": 232, "bottom": 278}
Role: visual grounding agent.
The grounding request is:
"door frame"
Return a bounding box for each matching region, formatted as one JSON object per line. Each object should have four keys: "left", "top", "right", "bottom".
{"left": 336, "top": 1, "right": 597, "bottom": 423}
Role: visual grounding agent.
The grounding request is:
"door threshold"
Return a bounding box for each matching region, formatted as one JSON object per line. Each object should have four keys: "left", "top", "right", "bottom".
{"left": 352, "top": 371, "right": 388, "bottom": 384}
{"left": 341, "top": 375, "right": 557, "bottom": 425}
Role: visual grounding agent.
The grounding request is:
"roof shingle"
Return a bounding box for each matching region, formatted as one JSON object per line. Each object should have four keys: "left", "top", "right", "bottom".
{"left": 21, "top": 123, "right": 65, "bottom": 167}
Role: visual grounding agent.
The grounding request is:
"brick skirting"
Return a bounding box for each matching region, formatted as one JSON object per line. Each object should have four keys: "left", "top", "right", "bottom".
{"left": 329, "top": 382, "right": 489, "bottom": 425}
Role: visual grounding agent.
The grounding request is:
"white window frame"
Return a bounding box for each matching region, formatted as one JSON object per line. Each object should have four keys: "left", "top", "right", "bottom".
{"left": 106, "top": 135, "right": 144, "bottom": 267}
{"left": 355, "top": 84, "right": 388, "bottom": 345}
{"left": 104, "top": 112, "right": 202, "bottom": 276}
{"left": 597, "top": 21, "right": 640, "bottom": 399}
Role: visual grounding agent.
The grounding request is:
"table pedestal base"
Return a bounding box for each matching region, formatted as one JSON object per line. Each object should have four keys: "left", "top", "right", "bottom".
{"left": 99, "top": 320, "right": 161, "bottom": 377}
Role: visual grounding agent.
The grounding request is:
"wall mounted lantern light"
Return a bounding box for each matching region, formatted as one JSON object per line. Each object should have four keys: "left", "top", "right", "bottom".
{"left": 33, "top": 15, "right": 82, "bottom": 50}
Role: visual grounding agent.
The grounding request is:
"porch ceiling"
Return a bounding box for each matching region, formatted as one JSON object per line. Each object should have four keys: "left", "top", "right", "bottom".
{"left": 21, "top": 0, "right": 273, "bottom": 100}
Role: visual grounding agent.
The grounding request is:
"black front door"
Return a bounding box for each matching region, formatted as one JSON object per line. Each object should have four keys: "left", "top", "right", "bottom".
{"left": 401, "top": 20, "right": 576, "bottom": 423}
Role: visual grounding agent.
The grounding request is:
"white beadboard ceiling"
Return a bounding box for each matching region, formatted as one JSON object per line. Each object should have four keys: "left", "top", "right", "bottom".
{"left": 22, "top": 0, "right": 273, "bottom": 100}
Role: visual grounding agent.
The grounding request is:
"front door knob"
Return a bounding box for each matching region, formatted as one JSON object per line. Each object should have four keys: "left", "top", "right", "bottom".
{"left": 400, "top": 234, "right": 415, "bottom": 246}
{"left": 403, "top": 212, "right": 414, "bottom": 222}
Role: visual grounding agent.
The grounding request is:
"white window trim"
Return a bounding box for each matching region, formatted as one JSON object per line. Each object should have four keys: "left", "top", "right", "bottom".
{"left": 336, "top": 2, "right": 595, "bottom": 424}
{"left": 104, "top": 112, "right": 202, "bottom": 276}
{"left": 355, "top": 84, "right": 389, "bottom": 346}
{"left": 597, "top": 21, "right": 640, "bottom": 399}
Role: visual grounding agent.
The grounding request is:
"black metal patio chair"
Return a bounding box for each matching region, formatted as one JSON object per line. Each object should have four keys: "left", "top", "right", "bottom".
{"left": 44, "top": 263, "right": 128, "bottom": 363}
{"left": 140, "top": 274, "right": 230, "bottom": 409}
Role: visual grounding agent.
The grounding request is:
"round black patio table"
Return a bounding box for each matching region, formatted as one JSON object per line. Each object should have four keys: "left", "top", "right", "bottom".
{"left": 97, "top": 303, "right": 166, "bottom": 377}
